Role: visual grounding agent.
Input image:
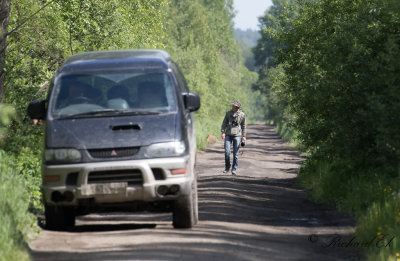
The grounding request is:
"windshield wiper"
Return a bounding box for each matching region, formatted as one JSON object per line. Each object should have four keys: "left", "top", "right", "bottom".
{"left": 57, "top": 109, "right": 160, "bottom": 119}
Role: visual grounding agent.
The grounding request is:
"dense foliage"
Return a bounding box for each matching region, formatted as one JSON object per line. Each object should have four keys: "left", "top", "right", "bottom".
{"left": 255, "top": 0, "right": 400, "bottom": 259}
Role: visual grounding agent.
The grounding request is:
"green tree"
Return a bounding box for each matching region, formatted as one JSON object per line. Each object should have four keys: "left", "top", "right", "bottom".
{"left": 273, "top": 0, "right": 400, "bottom": 163}
{"left": 252, "top": 0, "right": 296, "bottom": 126}
{"left": 254, "top": 0, "right": 292, "bottom": 69}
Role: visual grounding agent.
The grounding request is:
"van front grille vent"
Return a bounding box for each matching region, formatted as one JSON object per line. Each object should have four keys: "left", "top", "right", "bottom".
{"left": 88, "top": 147, "right": 139, "bottom": 158}
{"left": 88, "top": 169, "right": 143, "bottom": 185}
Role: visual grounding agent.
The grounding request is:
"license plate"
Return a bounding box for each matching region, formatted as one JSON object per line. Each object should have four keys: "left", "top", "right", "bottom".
{"left": 81, "top": 182, "right": 127, "bottom": 196}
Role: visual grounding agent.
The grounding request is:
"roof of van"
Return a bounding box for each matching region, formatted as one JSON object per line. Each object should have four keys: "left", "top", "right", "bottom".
{"left": 60, "top": 49, "right": 172, "bottom": 73}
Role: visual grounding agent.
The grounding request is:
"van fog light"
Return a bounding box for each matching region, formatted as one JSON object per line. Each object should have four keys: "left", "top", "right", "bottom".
{"left": 169, "top": 185, "right": 180, "bottom": 194}
{"left": 157, "top": 185, "right": 169, "bottom": 196}
{"left": 51, "top": 191, "right": 64, "bottom": 202}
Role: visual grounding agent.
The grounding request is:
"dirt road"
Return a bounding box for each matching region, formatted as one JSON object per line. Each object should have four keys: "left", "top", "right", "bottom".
{"left": 29, "top": 123, "right": 360, "bottom": 260}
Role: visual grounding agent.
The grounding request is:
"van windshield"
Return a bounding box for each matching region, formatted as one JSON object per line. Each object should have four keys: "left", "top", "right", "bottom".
{"left": 51, "top": 71, "right": 177, "bottom": 118}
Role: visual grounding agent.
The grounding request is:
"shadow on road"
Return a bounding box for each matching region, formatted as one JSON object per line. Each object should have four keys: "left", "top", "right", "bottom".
{"left": 198, "top": 175, "right": 355, "bottom": 228}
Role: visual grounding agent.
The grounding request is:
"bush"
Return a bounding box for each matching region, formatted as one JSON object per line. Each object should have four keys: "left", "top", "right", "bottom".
{"left": 0, "top": 150, "right": 38, "bottom": 261}
{"left": 356, "top": 192, "right": 400, "bottom": 261}
{"left": 298, "top": 149, "right": 400, "bottom": 259}
{"left": 15, "top": 147, "right": 42, "bottom": 211}
{"left": 0, "top": 103, "right": 39, "bottom": 259}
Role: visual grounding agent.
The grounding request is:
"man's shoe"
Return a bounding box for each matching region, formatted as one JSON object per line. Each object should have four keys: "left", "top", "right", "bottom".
{"left": 223, "top": 169, "right": 229, "bottom": 173}
{"left": 231, "top": 170, "right": 237, "bottom": 175}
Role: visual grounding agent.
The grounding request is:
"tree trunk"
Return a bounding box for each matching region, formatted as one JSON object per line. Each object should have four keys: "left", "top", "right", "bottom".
{"left": 0, "top": 0, "right": 11, "bottom": 103}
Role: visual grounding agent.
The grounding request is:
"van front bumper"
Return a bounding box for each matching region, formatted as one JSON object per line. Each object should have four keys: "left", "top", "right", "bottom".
{"left": 41, "top": 156, "right": 193, "bottom": 206}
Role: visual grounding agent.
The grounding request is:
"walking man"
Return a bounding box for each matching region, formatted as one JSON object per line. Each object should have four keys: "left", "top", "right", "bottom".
{"left": 221, "top": 100, "right": 246, "bottom": 175}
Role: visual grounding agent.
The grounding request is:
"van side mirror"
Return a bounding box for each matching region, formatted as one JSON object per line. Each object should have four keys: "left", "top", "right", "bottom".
{"left": 182, "top": 92, "right": 200, "bottom": 112}
{"left": 27, "top": 99, "right": 47, "bottom": 120}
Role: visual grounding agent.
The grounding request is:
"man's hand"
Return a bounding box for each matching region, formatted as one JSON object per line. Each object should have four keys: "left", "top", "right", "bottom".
{"left": 33, "top": 119, "right": 43, "bottom": 125}
{"left": 221, "top": 133, "right": 225, "bottom": 140}
{"left": 242, "top": 137, "right": 246, "bottom": 142}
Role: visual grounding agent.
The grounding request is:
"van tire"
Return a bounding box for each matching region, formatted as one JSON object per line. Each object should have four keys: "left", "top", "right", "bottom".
{"left": 45, "top": 205, "right": 75, "bottom": 230}
{"left": 192, "top": 178, "right": 199, "bottom": 225}
{"left": 172, "top": 180, "right": 198, "bottom": 228}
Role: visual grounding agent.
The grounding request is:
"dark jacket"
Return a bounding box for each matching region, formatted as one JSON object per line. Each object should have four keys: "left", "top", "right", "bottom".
{"left": 221, "top": 109, "right": 246, "bottom": 137}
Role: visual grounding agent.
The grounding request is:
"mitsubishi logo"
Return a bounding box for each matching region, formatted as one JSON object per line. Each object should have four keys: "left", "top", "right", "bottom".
{"left": 111, "top": 150, "right": 118, "bottom": 156}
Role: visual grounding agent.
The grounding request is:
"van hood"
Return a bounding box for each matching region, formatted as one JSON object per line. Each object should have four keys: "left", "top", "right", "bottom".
{"left": 46, "top": 113, "right": 178, "bottom": 149}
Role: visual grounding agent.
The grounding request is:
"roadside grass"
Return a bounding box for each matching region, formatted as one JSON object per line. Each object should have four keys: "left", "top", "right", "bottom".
{"left": 195, "top": 117, "right": 221, "bottom": 151}
{"left": 0, "top": 150, "right": 38, "bottom": 261}
{"left": 269, "top": 119, "right": 400, "bottom": 260}
{"left": 297, "top": 156, "right": 400, "bottom": 260}
{"left": 274, "top": 121, "right": 297, "bottom": 144}
{"left": 355, "top": 185, "right": 400, "bottom": 261}
{"left": 14, "top": 147, "right": 43, "bottom": 212}
{"left": 356, "top": 195, "right": 400, "bottom": 261}
{"left": 268, "top": 120, "right": 308, "bottom": 154}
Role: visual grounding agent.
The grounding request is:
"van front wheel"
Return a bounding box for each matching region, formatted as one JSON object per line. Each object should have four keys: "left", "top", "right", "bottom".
{"left": 172, "top": 181, "right": 198, "bottom": 228}
{"left": 45, "top": 205, "right": 75, "bottom": 230}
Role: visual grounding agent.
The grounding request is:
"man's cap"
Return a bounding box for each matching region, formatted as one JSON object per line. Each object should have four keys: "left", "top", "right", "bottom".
{"left": 232, "top": 100, "right": 241, "bottom": 108}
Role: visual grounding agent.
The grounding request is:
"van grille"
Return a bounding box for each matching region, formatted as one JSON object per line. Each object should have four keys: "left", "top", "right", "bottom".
{"left": 88, "top": 147, "right": 139, "bottom": 158}
{"left": 88, "top": 169, "right": 143, "bottom": 185}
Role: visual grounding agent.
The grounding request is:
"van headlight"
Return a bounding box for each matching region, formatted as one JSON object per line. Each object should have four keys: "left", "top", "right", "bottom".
{"left": 44, "top": 148, "right": 82, "bottom": 162}
{"left": 145, "top": 141, "right": 186, "bottom": 157}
